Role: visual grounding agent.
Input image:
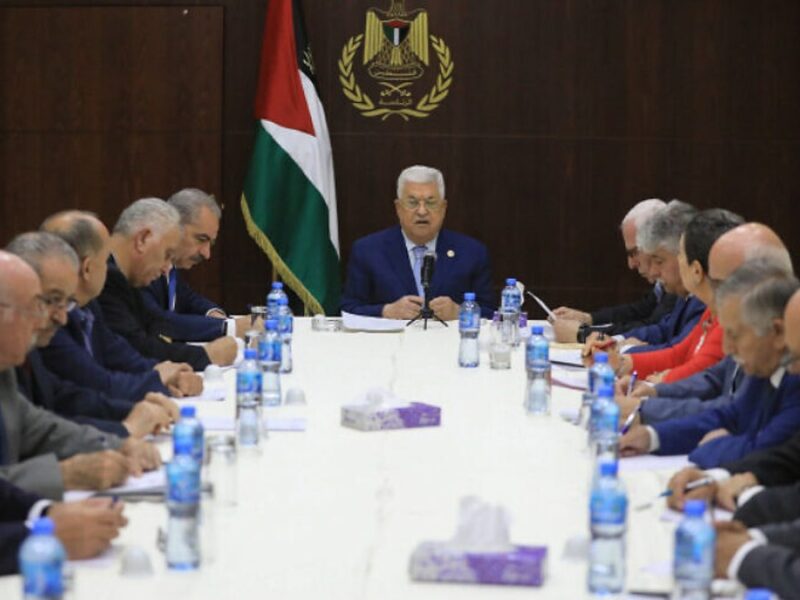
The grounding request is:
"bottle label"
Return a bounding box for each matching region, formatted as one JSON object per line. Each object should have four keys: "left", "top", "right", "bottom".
{"left": 459, "top": 309, "right": 479, "bottom": 331}
{"left": 167, "top": 460, "right": 201, "bottom": 504}
{"left": 237, "top": 370, "right": 262, "bottom": 395}
{"left": 590, "top": 492, "right": 627, "bottom": 525}
{"left": 525, "top": 342, "right": 549, "bottom": 369}
{"left": 258, "top": 338, "right": 282, "bottom": 362}
{"left": 277, "top": 314, "right": 293, "bottom": 335}
{"left": 22, "top": 561, "right": 63, "bottom": 596}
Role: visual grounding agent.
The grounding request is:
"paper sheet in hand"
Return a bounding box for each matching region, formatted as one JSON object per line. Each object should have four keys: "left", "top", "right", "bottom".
{"left": 175, "top": 383, "right": 228, "bottom": 402}
{"left": 551, "top": 366, "right": 588, "bottom": 390}
{"left": 526, "top": 291, "right": 556, "bottom": 320}
{"left": 63, "top": 468, "right": 167, "bottom": 503}
{"left": 342, "top": 311, "right": 406, "bottom": 332}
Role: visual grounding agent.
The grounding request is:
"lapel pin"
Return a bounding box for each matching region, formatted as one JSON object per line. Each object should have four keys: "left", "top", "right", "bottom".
{"left": 447, "top": 249, "right": 455, "bottom": 258}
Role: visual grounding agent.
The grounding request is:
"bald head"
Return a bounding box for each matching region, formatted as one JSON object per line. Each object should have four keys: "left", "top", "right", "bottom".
{"left": 709, "top": 223, "right": 790, "bottom": 282}
{"left": 0, "top": 250, "right": 43, "bottom": 369}
{"left": 41, "top": 210, "right": 112, "bottom": 305}
{"left": 785, "top": 290, "right": 800, "bottom": 375}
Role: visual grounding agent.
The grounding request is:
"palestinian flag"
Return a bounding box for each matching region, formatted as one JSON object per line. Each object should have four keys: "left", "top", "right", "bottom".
{"left": 241, "top": 0, "right": 340, "bottom": 314}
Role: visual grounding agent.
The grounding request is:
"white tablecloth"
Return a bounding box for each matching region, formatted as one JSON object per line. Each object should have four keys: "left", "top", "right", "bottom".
{"left": 0, "top": 318, "right": 691, "bottom": 598}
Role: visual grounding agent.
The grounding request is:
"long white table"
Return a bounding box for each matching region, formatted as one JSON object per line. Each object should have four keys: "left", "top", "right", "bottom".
{"left": 0, "top": 318, "right": 698, "bottom": 598}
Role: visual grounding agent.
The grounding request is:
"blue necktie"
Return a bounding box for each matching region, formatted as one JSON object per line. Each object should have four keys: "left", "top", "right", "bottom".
{"left": 412, "top": 245, "right": 427, "bottom": 297}
{"left": 77, "top": 308, "right": 95, "bottom": 357}
{"left": 167, "top": 269, "right": 177, "bottom": 312}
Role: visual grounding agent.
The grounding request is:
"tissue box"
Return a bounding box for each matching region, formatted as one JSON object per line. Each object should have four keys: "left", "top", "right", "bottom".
{"left": 409, "top": 542, "right": 547, "bottom": 586}
{"left": 340, "top": 402, "right": 441, "bottom": 431}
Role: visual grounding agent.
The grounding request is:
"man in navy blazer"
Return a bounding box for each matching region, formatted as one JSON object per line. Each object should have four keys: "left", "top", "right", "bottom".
{"left": 620, "top": 263, "right": 800, "bottom": 469}
{"left": 341, "top": 166, "right": 494, "bottom": 320}
{"left": 39, "top": 211, "right": 203, "bottom": 398}
{"left": 141, "top": 189, "right": 251, "bottom": 342}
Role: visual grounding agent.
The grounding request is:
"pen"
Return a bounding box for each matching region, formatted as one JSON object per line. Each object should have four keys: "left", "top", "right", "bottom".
{"left": 619, "top": 403, "right": 642, "bottom": 435}
{"left": 635, "top": 476, "right": 715, "bottom": 511}
{"left": 626, "top": 371, "right": 638, "bottom": 397}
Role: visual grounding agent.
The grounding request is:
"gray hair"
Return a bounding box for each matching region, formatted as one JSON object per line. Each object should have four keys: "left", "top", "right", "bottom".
{"left": 716, "top": 259, "right": 800, "bottom": 335}
{"left": 744, "top": 245, "right": 794, "bottom": 277}
{"left": 636, "top": 199, "right": 697, "bottom": 254}
{"left": 5, "top": 231, "right": 80, "bottom": 277}
{"left": 396, "top": 165, "right": 445, "bottom": 199}
{"left": 621, "top": 198, "right": 666, "bottom": 229}
{"left": 40, "top": 210, "right": 104, "bottom": 259}
{"left": 112, "top": 197, "right": 180, "bottom": 238}
{"left": 167, "top": 188, "right": 222, "bottom": 225}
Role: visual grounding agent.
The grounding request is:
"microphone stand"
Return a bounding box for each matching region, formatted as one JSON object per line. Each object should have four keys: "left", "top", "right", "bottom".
{"left": 406, "top": 281, "right": 447, "bottom": 330}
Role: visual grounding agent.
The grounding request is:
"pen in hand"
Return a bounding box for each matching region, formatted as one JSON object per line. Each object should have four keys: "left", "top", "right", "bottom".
{"left": 635, "top": 477, "right": 715, "bottom": 510}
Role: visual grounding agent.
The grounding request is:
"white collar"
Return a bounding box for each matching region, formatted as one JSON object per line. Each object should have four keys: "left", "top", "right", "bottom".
{"left": 770, "top": 366, "right": 786, "bottom": 388}
{"left": 401, "top": 230, "right": 437, "bottom": 254}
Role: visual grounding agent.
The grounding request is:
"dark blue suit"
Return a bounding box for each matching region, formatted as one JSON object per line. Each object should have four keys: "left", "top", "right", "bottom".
{"left": 641, "top": 356, "right": 743, "bottom": 424}
{"left": 141, "top": 271, "right": 225, "bottom": 342}
{"left": 653, "top": 371, "right": 800, "bottom": 468}
{"left": 17, "top": 350, "right": 131, "bottom": 437}
{"left": 39, "top": 300, "right": 169, "bottom": 402}
{"left": 341, "top": 226, "right": 495, "bottom": 318}
{"left": 624, "top": 295, "right": 705, "bottom": 352}
{"left": 0, "top": 479, "right": 40, "bottom": 575}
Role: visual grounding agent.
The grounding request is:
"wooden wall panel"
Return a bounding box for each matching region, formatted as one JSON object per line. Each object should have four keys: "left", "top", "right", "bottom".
{"left": 1, "top": 0, "right": 799, "bottom": 317}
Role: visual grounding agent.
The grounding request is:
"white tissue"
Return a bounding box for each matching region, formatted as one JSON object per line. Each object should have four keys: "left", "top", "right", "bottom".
{"left": 447, "top": 496, "right": 514, "bottom": 553}
{"left": 358, "top": 387, "right": 406, "bottom": 408}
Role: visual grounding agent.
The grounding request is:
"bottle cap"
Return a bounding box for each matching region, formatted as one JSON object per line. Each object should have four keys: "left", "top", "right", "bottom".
{"left": 463, "top": 292, "right": 476, "bottom": 301}
{"left": 265, "top": 319, "right": 278, "bottom": 331}
{"left": 530, "top": 325, "right": 544, "bottom": 335}
{"left": 180, "top": 406, "right": 196, "bottom": 418}
{"left": 684, "top": 499, "right": 706, "bottom": 517}
{"left": 599, "top": 461, "right": 618, "bottom": 477}
{"left": 505, "top": 278, "right": 517, "bottom": 286}
{"left": 31, "top": 517, "right": 55, "bottom": 535}
{"left": 597, "top": 384, "right": 614, "bottom": 398}
{"left": 271, "top": 282, "right": 283, "bottom": 290}
{"left": 244, "top": 348, "right": 256, "bottom": 360}
{"left": 278, "top": 297, "right": 289, "bottom": 305}
{"left": 594, "top": 352, "right": 608, "bottom": 364}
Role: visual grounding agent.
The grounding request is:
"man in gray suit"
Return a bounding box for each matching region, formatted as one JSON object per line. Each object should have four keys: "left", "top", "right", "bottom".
{"left": 0, "top": 250, "right": 160, "bottom": 499}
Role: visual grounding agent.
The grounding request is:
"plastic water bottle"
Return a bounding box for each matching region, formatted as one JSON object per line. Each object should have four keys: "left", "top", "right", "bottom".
{"left": 458, "top": 292, "right": 481, "bottom": 368}
{"left": 266, "top": 282, "right": 287, "bottom": 318}
{"left": 276, "top": 296, "right": 293, "bottom": 374}
{"left": 525, "top": 325, "right": 551, "bottom": 415}
{"left": 589, "top": 352, "right": 615, "bottom": 394}
{"left": 674, "top": 500, "right": 715, "bottom": 600}
{"left": 174, "top": 405, "right": 204, "bottom": 464}
{"left": 236, "top": 348, "right": 262, "bottom": 447}
{"left": 258, "top": 319, "right": 282, "bottom": 406}
{"left": 166, "top": 451, "right": 201, "bottom": 569}
{"left": 589, "top": 362, "right": 617, "bottom": 444}
{"left": 744, "top": 591, "right": 774, "bottom": 600}
{"left": 588, "top": 461, "right": 627, "bottom": 594}
{"left": 19, "top": 517, "right": 65, "bottom": 600}
{"left": 500, "top": 278, "right": 522, "bottom": 346}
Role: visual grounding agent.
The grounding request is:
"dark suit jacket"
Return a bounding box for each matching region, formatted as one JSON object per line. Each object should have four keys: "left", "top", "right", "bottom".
{"left": 97, "top": 256, "right": 210, "bottom": 371}
{"left": 341, "top": 226, "right": 495, "bottom": 318}
{"left": 724, "top": 429, "right": 800, "bottom": 487}
{"left": 591, "top": 285, "right": 678, "bottom": 335}
{"left": 653, "top": 372, "right": 800, "bottom": 468}
{"left": 624, "top": 295, "right": 706, "bottom": 352}
{"left": 17, "top": 349, "right": 130, "bottom": 437}
{"left": 141, "top": 271, "right": 225, "bottom": 342}
{"left": 738, "top": 538, "right": 800, "bottom": 599}
{"left": 39, "top": 300, "right": 168, "bottom": 402}
{"left": 0, "top": 479, "right": 40, "bottom": 575}
{"left": 641, "top": 356, "right": 742, "bottom": 424}
{"left": 735, "top": 483, "right": 800, "bottom": 528}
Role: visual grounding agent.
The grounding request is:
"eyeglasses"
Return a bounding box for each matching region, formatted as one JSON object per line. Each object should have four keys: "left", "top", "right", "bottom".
{"left": 40, "top": 294, "right": 78, "bottom": 313}
{"left": 396, "top": 197, "right": 445, "bottom": 212}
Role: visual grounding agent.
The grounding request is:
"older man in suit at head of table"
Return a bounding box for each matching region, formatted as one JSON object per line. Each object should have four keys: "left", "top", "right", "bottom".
{"left": 341, "top": 165, "right": 495, "bottom": 321}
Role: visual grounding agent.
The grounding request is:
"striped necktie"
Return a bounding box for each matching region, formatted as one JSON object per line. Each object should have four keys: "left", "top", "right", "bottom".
{"left": 412, "top": 245, "right": 427, "bottom": 297}
{"left": 167, "top": 269, "right": 177, "bottom": 312}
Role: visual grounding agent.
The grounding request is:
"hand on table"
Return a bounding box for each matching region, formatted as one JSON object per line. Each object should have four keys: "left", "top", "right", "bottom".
{"left": 553, "top": 307, "right": 591, "bottom": 324}
{"left": 154, "top": 361, "right": 192, "bottom": 385}
{"left": 122, "top": 401, "right": 172, "bottom": 438}
{"left": 167, "top": 371, "right": 204, "bottom": 398}
{"left": 618, "top": 425, "right": 651, "bottom": 457}
{"left": 716, "top": 473, "right": 760, "bottom": 511}
{"left": 60, "top": 451, "right": 130, "bottom": 490}
{"left": 429, "top": 296, "right": 459, "bottom": 321}
{"left": 235, "top": 315, "right": 260, "bottom": 337}
{"left": 666, "top": 467, "right": 718, "bottom": 511}
{"left": 48, "top": 497, "right": 127, "bottom": 559}
{"left": 616, "top": 394, "right": 641, "bottom": 424}
{"left": 205, "top": 336, "right": 238, "bottom": 366}
{"left": 714, "top": 521, "right": 753, "bottom": 578}
{"left": 382, "top": 296, "right": 423, "bottom": 320}
{"left": 143, "top": 392, "right": 180, "bottom": 423}
{"left": 119, "top": 438, "right": 162, "bottom": 476}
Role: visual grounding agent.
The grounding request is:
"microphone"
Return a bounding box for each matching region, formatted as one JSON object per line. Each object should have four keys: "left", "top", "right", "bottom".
{"left": 421, "top": 250, "right": 437, "bottom": 289}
